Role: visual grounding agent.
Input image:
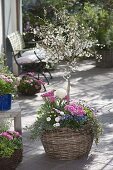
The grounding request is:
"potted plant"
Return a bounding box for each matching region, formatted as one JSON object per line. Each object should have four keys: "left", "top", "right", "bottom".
{"left": 0, "top": 130, "right": 23, "bottom": 170}
{"left": 0, "top": 73, "right": 17, "bottom": 111}
{"left": 30, "top": 89, "right": 102, "bottom": 160}
{"left": 17, "top": 72, "right": 45, "bottom": 96}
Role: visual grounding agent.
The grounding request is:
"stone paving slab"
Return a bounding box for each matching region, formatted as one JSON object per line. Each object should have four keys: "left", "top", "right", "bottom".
{"left": 17, "top": 60, "right": 113, "bottom": 170}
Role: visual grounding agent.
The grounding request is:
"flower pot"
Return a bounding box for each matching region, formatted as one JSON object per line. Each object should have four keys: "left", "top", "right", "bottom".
{"left": 18, "top": 85, "right": 41, "bottom": 96}
{"left": 41, "top": 128, "right": 93, "bottom": 160}
{"left": 0, "top": 94, "right": 12, "bottom": 111}
{"left": 0, "top": 149, "right": 23, "bottom": 170}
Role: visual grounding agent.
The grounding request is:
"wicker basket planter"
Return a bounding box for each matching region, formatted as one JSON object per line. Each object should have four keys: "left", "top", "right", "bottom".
{"left": 41, "top": 128, "right": 93, "bottom": 160}
{"left": 0, "top": 149, "right": 23, "bottom": 170}
{"left": 18, "top": 85, "right": 41, "bottom": 96}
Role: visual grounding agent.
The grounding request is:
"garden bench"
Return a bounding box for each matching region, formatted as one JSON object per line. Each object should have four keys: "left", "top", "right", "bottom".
{"left": 7, "top": 31, "right": 52, "bottom": 84}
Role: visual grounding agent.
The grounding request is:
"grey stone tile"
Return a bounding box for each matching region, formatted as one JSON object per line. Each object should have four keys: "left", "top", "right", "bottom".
{"left": 84, "top": 162, "right": 113, "bottom": 170}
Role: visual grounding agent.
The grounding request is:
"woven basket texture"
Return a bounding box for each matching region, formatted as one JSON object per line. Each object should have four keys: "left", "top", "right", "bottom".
{"left": 41, "top": 128, "right": 93, "bottom": 160}
{"left": 18, "top": 85, "right": 41, "bottom": 96}
{"left": 0, "top": 149, "right": 23, "bottom": 170}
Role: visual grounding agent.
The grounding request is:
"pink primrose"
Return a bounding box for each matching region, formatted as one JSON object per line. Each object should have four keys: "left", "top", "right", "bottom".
{"left": 48, "top": 96, "right": 56, "bottom": 103}
{"left": 41, "top": 90, "right": 54, "bottom": 97}
{"left": 6, "top": 134, "right": 13, "bottom": 140}
{"left": 7, "top": 131, "right": 21, "bottom": 137}
{"left": 65, "top": 104, "right": 86, "bottom": 116}
{"left": 65, "top": 105, "right": 76, "bottom": 113}
{"left": 5, "top": 78, "right": 12, "bottom": 83}
{"left": 1, "top": 132, "right": 13, "bottom": 140}
{"left": 13, "top": 131, "right": 21, "bottom": 137}
{"left": 76, "top": 106, "right": 86, "bottom": 116}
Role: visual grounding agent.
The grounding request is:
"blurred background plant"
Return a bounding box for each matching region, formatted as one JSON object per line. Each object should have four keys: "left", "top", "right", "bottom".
{"left": 0, "top": 120, "right": 11, "bottom": 133}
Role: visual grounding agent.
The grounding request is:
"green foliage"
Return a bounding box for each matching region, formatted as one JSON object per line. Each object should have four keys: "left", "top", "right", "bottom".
{"left": 79, "top": 2, "right": 113, "bottom": 49}
{"left": 0, "top": 120, "right": 11, "bottom": 133}
{"left": 0, "top": 131, "right": 22, "bottom": 158}
{"left": 44, "top": 0, "right": 68, "bottom": 10}
{"left": 0, "top": 106, "right": 12, "bottom": 133}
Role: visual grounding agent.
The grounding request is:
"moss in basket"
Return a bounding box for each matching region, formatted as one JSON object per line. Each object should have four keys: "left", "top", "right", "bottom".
{"left": 30, "top": 89, "right": 102, "bottom": 145}
{"left": 0, "top": 131, "right": 22, "bottom": 158}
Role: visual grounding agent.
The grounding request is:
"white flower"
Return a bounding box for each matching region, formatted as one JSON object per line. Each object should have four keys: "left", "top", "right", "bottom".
{"left": 46, "top": 117, "right": 51, "bottom": 122}
{"left": 60, "top": 111, "right": 65, "bottom": 115}
{"left": 56, "top": 123, "right": 60, "bottom": 127}
{"left": 53, "top": 123, "right": 60, "bottom": 127}
{"left": 55, "top": 88, "right": 67, "bottom": 99}
{"left": 55, "top": 116, "right": 61, "bottom": 122}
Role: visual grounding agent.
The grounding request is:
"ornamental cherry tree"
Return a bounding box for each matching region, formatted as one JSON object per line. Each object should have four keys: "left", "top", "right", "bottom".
{"left": 36, "top": 10, "right": 96, "bottom": 101}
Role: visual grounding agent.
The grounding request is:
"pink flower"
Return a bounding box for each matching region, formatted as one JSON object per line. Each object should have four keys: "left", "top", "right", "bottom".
{"left": 37, "top": 79, "right": 45, "bottom": 85}
{"left": 7, "top": 131, "right": 21, "bottom": 137}
{"left": 48, "top": 96, "right": 56, "bottom": 103}
{"left": 14, "top": 131, "right": 21, "bottom": 137}
{"left": 65, "top": 104, "right": 86, "bottom": 116}
{"left": 63, "top": 95, "right": 69, "bottom": 101}
{"left": 41, "top": 90, "right": 54, "bottom": 97}
{"left": 1, "top": 132, "right": 13, "bottom": 140}
{"left": 65, "top": 105, "right": 76, "bottom": 113}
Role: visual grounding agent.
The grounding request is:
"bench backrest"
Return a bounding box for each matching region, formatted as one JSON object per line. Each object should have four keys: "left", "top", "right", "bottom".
{"left": 7, "top": 31, "right": 25, "bottom": 55}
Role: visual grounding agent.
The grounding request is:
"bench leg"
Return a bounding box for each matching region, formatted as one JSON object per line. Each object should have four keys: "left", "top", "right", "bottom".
{"left": 14, "top": 113, "right": 22, "bottom": 134}
{"left": 41, "top": 73, "right": 49, "bottom": 85}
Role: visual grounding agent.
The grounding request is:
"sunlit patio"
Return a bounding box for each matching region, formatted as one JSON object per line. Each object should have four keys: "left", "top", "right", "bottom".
{"left": 16, "top": 60, "right": 113, "bottom": 170}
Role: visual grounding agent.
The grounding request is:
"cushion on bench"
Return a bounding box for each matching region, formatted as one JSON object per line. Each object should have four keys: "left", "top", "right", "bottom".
{"left": 22, "top": 48, "right": 47, "bottom": 60}
{"left": 16, "top": 54, "right": 38, "bottom": 64}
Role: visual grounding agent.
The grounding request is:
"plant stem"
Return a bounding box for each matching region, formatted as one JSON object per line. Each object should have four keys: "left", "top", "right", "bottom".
{"left": 67, "top": 78, "right": 70, "bottom": 104}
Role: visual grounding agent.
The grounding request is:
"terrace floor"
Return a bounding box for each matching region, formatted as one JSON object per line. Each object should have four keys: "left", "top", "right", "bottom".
{"left": 16, "top": 60, "right": 113, "bottom": 170}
